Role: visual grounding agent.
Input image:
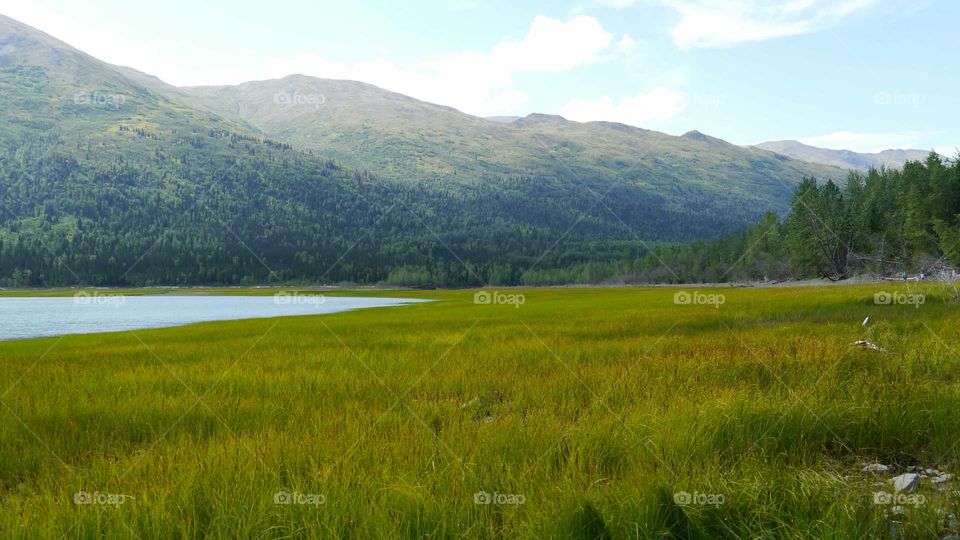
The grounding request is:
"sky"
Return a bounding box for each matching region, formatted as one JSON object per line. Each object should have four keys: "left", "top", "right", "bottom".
{"left": 2, "top": 0, "right": 956, "bottom": 154}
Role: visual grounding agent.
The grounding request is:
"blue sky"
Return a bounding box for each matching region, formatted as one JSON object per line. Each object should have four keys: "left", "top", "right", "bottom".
{"left": 4, "top": 0, "right": 956, "bottom": 154}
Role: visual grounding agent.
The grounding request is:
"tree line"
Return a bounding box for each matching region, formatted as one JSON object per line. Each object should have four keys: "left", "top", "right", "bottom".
{"left": 631, "top": 153, "right": 960, "bottom": 283}
{"left": 2, "top": 120, "right": 952, "bottom": 288}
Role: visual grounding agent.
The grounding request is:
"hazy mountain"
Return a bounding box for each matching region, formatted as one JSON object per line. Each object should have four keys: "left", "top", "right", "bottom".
{"left": 0, "top": 14, "right": 848, "bottom": 286}
{"left": 754, "top": 140, "right": 935, "bottom": 170}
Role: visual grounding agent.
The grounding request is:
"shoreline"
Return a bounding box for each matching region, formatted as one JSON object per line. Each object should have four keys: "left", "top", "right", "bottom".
{"left": 0, "top": 277, "right": 954, "bottom": 297}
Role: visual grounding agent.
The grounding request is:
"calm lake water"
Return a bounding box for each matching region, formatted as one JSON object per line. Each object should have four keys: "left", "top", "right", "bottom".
{"left": 0, "top": 295, "right": 427, "bottom": 341}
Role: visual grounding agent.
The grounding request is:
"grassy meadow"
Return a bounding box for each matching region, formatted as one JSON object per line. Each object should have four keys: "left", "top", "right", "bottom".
{"left": 1, "top": 284, "right": 960, "bottom": 538}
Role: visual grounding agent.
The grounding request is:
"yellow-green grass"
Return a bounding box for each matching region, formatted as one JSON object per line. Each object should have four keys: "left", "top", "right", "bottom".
{"left": 1, "top": 284, "right": 958, "bottom": 538}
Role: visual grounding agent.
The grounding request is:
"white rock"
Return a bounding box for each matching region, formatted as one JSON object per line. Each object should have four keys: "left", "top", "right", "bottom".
{"left": 863, "top": 463, "right": 890, "bottom": 473}
{"left": 892, "top": 473, "right": 920, "bottom": 493}
{"left": 932, "top": 474, "right": 955, "bottom": 484}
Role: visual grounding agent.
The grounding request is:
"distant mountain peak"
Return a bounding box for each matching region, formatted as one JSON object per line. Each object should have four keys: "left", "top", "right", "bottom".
{"left": 515, "top": 113, "right": 568, "bottom": 127}
{"left": 682, "top": 130, "right": 731, "bottom": 145}
{"left": 753, "top": 140, "right": 935, "bottom": 170}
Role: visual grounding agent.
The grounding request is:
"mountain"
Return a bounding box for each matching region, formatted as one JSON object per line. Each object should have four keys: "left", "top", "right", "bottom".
{"left": 0, "top": 15, "right": 256, "bottom": 143}
{"left": 753, "top": 140, "right": 934, "bottom": 170}
{"left": 0, "top": 14, "right": 846, "bottom": 287}
{"left": 0, "top": 15, "right": 437, "bottom": 286}
{"left": 177, "top": 76, "right": 844, "bottom": 229}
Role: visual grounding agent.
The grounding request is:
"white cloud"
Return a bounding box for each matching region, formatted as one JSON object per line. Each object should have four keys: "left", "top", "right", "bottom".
{"left": 617, "top": 36, "right": 638, "bottom": 54}
{"left": 560, "top": 87, "right": 688, "bottom": 127}
{"left": 488, "top": 16, "right": 614, "bottom": 72}
{"left": 659, "top": 0, "right": 879, "bottom": 48}
{"left": 797, "top": 131, "right": 938, "bottom": 153}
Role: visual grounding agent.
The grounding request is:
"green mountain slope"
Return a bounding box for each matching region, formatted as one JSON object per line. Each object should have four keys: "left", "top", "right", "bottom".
{"left": 0, "top": 15, "right": 428, "bottom": 286}
{"left": 181, "top": 76, "right": 845, "bottom": 230}
{"left": 0, "top": 14, "right": 843, "bottom": 286}
{"left": 0, "top": 16, "right": 256, "bottom": 146}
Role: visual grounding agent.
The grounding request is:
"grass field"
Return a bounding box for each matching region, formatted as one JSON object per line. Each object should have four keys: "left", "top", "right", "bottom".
{"left": 1, "top": 284, "right": 960, "bottom": 538}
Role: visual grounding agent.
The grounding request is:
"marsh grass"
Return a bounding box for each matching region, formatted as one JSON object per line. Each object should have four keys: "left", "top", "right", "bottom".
{"left": 1, "top": 284, "right": 959, "bottom": 538}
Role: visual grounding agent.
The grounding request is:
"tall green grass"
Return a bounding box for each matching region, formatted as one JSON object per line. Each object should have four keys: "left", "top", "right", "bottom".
{"left": 0, "top": 284, "right": 958, "bottom": 538}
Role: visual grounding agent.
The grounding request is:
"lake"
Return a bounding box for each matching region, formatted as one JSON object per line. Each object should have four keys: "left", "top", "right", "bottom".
{"left": 0, "top": 294, "right": 427, "bottom": 341}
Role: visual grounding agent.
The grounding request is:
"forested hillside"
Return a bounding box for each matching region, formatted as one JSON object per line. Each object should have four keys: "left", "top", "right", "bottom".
{"left": 6, "top": 14, "right": 954, "bottom": 289}
{"left": 0, "top": 129, "right": 677, "bottom": 287}
{"left": 0, "top": 14, "right": 855, "bottom": 287}
{"left": 633, "top": 154, "right": 960, "bottom": 283}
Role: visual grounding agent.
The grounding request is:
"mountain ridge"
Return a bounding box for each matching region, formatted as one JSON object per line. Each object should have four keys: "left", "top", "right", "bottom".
{"left": 173, "top": 73, "right": 846, "bottom": 231}
{"left": 753, "top": 139, "right": 936, "bottom": 170}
